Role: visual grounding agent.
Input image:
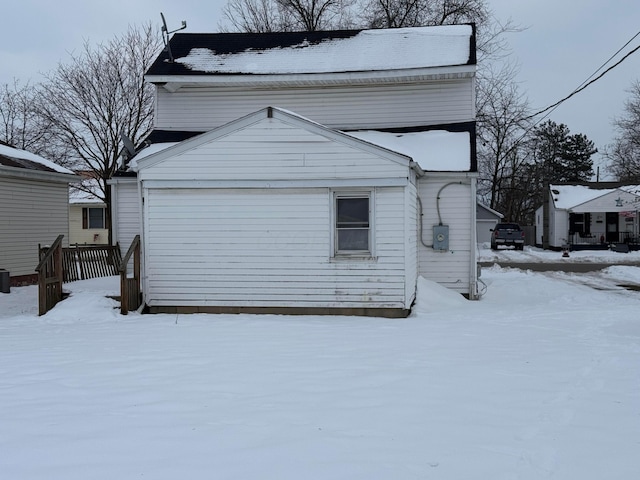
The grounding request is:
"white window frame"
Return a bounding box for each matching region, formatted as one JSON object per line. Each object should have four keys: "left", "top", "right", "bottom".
{"left": 332, "top": 190, "right": 374, "bottom": 258}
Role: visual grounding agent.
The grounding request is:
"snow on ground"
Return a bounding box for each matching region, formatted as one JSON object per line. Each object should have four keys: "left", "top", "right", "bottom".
{"left": 478, "top": 242, "right": 640, "bottom": 264}
{"left": 1, "top": 262, "right": 640, "bottom": 479}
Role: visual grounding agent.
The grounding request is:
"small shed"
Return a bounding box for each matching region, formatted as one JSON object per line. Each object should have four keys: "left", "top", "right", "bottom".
{"left": 0, "top": 143, "right": 75, "bottom": 285}
{"left": 476, "top": 202, "right": 504, "bottom": 244}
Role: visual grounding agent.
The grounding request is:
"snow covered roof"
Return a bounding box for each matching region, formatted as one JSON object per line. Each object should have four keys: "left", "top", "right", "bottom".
{"left": 550, "top": 183, "right": 640, "bottom": 210}
{"left": 550, "top": 184, "right": 614, "bottom": 210}
{"left": 0, "top": 143, "right": 74, "bottom": 175}
{"left": 147, "top": 25, "right": 475, "bottom": 78}
{"left": 619, "top": 184, "right": 640, "bottom": 196}
{"left": 128, "top": 142, "right": 179, "bottom": 170}
{"left": 346, "top": 129, "right": 471, "bottom": 172}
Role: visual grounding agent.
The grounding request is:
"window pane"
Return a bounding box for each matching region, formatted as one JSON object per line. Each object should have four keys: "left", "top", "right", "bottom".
{"left": 88, "top": 208, "right": 104, "bottom": 229}
{"left": 337, "top": 197, "right": 369, "bottom": 227}
{"left": 338, "top": 229, "right": 369, "bottom": 251}
{"left": 336, "top": 196, "right": 369, "bottom": 252}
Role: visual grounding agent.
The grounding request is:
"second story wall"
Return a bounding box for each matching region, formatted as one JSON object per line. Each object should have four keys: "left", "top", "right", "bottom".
{"left": 154, "top": 78, "right": 475, "bottom": 132}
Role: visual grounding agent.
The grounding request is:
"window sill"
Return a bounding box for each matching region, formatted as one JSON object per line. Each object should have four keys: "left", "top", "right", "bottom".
{"left": 330, "top": 255, "right": 377, "bottom": 263}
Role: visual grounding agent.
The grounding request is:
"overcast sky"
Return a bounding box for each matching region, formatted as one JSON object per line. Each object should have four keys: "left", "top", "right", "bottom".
{"left": 2, "top": 1, "right": 640, "bottom": 176}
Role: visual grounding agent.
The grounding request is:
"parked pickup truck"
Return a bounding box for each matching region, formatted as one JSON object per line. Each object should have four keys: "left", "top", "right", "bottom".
{"left": 490, "top": 223, "right": 525, "bottom": 250}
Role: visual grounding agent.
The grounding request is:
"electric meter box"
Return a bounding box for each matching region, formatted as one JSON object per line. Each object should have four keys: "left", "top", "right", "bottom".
{"left": 433, "top": 225, "right": 449, "bottom": 251}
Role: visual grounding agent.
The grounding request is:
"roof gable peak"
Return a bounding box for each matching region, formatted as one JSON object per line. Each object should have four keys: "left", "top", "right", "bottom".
{"left": 135, "top": 107, "right": 412, "bottom": 172}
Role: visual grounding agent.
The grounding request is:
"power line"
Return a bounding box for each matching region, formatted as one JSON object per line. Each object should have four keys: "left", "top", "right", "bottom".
{"left": 526, "top": 34, "right": 640, "bottom": 120}
{"left": 576, "top": 30, "right": 640, "bottom": 89}
{"left": 486, "top": 31, "right": 640, "bottom": 166}
{"left": 480, "top": 30, "right": 640, "bottom": 198}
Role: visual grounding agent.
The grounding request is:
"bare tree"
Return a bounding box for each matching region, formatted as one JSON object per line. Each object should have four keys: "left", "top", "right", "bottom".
{"left": 0, "top": 80, "right": 64, "bottom": 162}
{"left": 0, "top": 80, "right": 32, "bottom": 149}
{"left": 359, "top": 0, "right": 519, "bottom": 65}
{"left": 606, "top": 80, "right": 640, "bottom": 182}
{"left": 34, "top": 24, "right": 161, "bottom": 244}
{"left": 363, "top": 0, "right": 487, "bottom": 28}
{"left": 222, "top": 0, "right": 354, "bottom": 32}
{"left": 364, "top": 0, "right": 421, "bottom": 28}
{"left": 222, "top": 0, "right": 294, "bottom": 32}
{"left": 280, "top": 0, "right": 354, "bottom": 30}
{"left": 476, "top": 64, "right": 531, "bottom": 218}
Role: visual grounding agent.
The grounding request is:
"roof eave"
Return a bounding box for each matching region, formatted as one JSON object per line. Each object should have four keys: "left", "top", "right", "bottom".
{"left": 145, "top": 65, "right": 475, "bottom": 90}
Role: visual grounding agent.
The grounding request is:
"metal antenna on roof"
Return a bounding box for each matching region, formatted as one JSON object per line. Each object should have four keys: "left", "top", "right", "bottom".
{"left": 120, "top": 133, "right": 136, "bottom": 160}
{"left": 161, "top": 12, "right": 187, "bottom": 63}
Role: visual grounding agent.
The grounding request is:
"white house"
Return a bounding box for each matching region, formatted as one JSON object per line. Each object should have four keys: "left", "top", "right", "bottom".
{"left": 111, "top": 25, "right": 479, "bottom": 316}
{"left": 0, "top": 142, "right": 75, "bottom": 285}
{"left": 535, "top": 183, "right": 640, "bottom": 249}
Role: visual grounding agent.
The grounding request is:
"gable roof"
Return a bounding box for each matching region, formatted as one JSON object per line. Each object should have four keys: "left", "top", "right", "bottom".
{"left": 131, "top": 107, "right": 475, "bottom": 174}
{"left": 550, "top": 184, "right": 613, "bottom": 210}
{"left": 146, "top": 25, "right": 475, "bottom": 81}
{"left": 477, "top": 202, "right": 504, "bottom": 219}
{"left": 550, "top": 183, "right": 640, "bottom": 210}
{"left": 134, "top": 106, "right": 416, "bottom": 174}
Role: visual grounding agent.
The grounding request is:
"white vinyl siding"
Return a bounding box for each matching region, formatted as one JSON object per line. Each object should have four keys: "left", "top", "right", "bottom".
{"left": 111, "top": 179, "right": 141, "bottom": 254}
{"left": 0, "top": 176, "right": 69, "bottom": 277}
{"left": 551, "top": 209, "right": 568, "bottom": 248}
{"left": 417, "top": 177, "right": 474, "bottom": 296}
{"left": 404, "top": 182, "right": 418, "bottom": 306}
{"left": 143, "top": 187, "right": 408, "bottom": 309}
{"left": 154, "top": 81, "right": 475, "bottom": 131}
{"left": 140, "top": 118, "right": 410, "bottom": 182}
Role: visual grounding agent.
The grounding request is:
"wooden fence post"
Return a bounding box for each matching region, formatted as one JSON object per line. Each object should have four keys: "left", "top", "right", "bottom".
{"left": 119, "top": 235, "right": 141, "bottom": 315}
{"left": 36, "top": 235, "right": 64, "bottom": 316}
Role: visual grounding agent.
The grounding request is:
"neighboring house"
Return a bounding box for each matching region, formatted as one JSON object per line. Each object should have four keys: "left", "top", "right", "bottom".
{"left": 0, "top": 142, "right": 76, "bottom": 285}
{"left": 111, "top": 25, "right": 479, "bottom": 316}
{"left": 476, "top": 202, "right": 504, "bottom": 244}
{"left": 69, "top": 179, "right": 109, "bottom": 245}
{"left": 535, "top": 183, "right": 640, "bottom": 249}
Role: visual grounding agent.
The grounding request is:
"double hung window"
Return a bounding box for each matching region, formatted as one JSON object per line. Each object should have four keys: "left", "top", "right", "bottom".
{"left": 82, "top": 207, "right": 105, "bottom": 229}
{"left": 335, "top": 193, "right": 371, "bottom": 255}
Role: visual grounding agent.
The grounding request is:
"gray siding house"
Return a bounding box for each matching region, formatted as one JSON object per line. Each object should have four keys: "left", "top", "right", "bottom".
{"left": 111, "top": 25, "right": 479, "bottom": 316}
{"left": 0, "top": 143, "right": 75, "bottom": 285}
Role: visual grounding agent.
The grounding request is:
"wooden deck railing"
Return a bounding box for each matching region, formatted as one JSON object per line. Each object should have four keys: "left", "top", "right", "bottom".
{"left": 119, "top": 235, "right": 141, "bottom": 315}
{"left": 36, "top": 235, "right": 64, "bottom": 316}
{"left": 74, "top": 244, "right": 122, "bottom": 280}
{"left": 40, "top": 244, "right": 122, "bottom": 283}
